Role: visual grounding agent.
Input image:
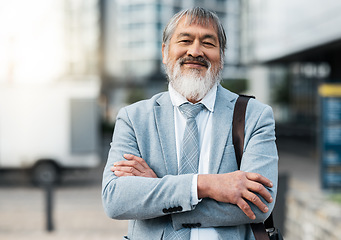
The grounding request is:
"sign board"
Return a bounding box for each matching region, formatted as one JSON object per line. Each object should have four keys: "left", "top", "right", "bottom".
{"left": 319, "top": 84, "right": 341, "bottom": 189}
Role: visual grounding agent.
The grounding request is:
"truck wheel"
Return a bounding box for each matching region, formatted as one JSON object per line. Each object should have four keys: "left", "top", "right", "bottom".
{"left": 32, "top": 162, "right": 60, "bottom": 186}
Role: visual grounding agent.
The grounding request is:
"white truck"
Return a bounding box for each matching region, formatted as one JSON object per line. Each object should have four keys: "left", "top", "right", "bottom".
{"left": 0, "top": 79, "right": 101, "bottom": 185}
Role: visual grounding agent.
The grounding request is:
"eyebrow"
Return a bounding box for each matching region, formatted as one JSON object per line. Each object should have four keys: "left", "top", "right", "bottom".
{"left": 202, "top": 34, "right": 218, "bottom": 42}
{"left": 177, "top": 33, "right": 191, "bottom": 38}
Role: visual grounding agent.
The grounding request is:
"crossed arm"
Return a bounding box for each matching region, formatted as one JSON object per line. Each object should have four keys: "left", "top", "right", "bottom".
{"left": 103, "top": 103, "right": 277, "bottom": 228}
{"left": 112, "top": 154, "right": 273, "bottom": 220}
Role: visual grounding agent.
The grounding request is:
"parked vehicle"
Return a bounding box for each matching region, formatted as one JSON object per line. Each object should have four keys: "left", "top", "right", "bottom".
{"left": 0, "top": 80, "right": 100, "bottom": 185}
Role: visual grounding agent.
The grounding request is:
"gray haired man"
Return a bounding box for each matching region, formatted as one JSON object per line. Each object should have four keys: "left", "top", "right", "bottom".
{"left": 102, "top": 7, "right": 278, "bottom": 240}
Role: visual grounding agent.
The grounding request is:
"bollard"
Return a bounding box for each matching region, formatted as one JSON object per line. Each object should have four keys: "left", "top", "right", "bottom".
{"left": 273, "top": 173, "right": 288, "bottom": 236}
{"left": 44, "top": 183, "right": 54, "bottom": 232}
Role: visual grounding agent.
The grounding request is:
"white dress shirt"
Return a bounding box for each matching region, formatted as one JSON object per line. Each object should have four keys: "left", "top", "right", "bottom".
{"left": 168, "top": 83, "right": 219, "bottom": 240}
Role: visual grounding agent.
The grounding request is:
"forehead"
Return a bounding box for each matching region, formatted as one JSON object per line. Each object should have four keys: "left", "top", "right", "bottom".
{"left": 172, "top": 16, "right": 219, "bottom": 38}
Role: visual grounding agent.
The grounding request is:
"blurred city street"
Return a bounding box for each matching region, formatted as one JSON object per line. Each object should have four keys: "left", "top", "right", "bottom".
{"left": 0, "top": 134, "right": 325, "bottom": 240}
{"left": 277, "top": 136, "right": 319, "bottom": 189}
{"left": 1, "top": 1, "right": 341, "bottom": 239}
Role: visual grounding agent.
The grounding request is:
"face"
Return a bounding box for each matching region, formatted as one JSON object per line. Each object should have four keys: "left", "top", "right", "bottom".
{"left": 162, "top": 16, "right": 223, "bottom": 103}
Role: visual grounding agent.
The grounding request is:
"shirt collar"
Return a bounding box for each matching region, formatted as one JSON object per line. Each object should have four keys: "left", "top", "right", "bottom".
{"left": 168, "top": 83, "right": 217, "bottom": 112}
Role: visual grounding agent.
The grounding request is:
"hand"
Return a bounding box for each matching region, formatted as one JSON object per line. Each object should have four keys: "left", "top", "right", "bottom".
{"left": 111, "top": 154, "right": 158, "bottom": 178}
{"left": 197, "top": 171, "right": 273, "bottom": 220}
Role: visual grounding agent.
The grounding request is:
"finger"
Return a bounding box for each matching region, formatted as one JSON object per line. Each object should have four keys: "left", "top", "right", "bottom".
{"left": 242, "top": 191, "right": 269, "bottom": 213}
{"left": 114, "top": 160, "right": 127, "bottom": 166}
{"left": 237, "top": 199, "right": 256, "bottom": 220}
{"left": 123, "top": 154, "right": 150, "bottom": 169}
{"left": 246, "top": 172, "right": 273, "bottom": 188}
{"left": 113, "top": 166, "right": 142, "bottom": 176}
{"left": 247, "top": 181, "right": 273, "bottom": 203}
{"left": 115, "top": 160, "right": 145, "bottom": 173}
{"left": 123, "top": 154, "right": 135, "bottom": 160}
{"left": 114, "top": 170, "right": 134, "bottom": 177}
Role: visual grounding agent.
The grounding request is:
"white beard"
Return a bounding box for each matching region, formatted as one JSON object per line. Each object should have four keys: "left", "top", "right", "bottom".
{"left": 165, "top": 57, "right": 222, "bottom": 102}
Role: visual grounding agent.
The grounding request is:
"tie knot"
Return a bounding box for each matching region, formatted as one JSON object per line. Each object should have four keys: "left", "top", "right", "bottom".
{"left": 179, "top": 102, "right": 204, "bottom": 119}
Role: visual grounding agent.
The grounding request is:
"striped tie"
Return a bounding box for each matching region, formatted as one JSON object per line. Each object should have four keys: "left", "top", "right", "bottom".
{"left": 178, "top": 102, "right": 204, "bottom": 175}
{"left": 163, "top": 102, "right": 204, "bottom": 240}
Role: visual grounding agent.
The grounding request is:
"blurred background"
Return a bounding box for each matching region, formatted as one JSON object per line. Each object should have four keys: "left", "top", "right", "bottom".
{"left": 1, "top": 0, "right": 341, "bottom": 239}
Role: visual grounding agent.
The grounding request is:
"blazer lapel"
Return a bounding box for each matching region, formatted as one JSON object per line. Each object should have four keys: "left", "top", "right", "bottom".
{"left": 209, "top": 85, "right": 237, "bottom": 174}
{"left": 154, "top": 93, "right": 178, "bottom": 175}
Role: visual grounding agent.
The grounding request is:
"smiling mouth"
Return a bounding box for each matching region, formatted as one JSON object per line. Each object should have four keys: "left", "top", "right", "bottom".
{"left": 183, "top": 61, "right": 207, "bottom": 68}
{"left": 180, "top": 57, "right": 209, "bottom": 68}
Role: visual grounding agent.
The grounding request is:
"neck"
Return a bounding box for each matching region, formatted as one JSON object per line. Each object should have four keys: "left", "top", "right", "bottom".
{"left": 187, "top": 98, "right": 201, "bottom": 104}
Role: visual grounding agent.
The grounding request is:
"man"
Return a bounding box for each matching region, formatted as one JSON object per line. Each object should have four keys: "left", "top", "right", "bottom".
{"left": 102, "top": 7, "right": 278, "bottom": 240}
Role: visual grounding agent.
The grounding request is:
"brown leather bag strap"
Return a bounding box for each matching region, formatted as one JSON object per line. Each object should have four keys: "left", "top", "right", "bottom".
{"left": 232, "top": 95, "right": 270, "bottom": 240}
{"left": 232, "top": 96, "right": 250, "bottom": 169}
{"left": 251, "top": 223, "right": 270, "bottom": 240}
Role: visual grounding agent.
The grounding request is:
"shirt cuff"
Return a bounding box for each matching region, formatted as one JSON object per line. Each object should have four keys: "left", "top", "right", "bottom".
{"left": 191, "top": 174, "right": 200, "bottom": 205}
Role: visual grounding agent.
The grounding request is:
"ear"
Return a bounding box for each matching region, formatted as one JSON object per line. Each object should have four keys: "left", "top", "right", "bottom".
{"left": 162, "top": 43, "right": 167, "bottom": 64}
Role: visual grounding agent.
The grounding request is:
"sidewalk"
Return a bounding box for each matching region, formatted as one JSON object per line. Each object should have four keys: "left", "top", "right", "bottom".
{"left": 0, "top": 167, "right": 129, "bottom": 240}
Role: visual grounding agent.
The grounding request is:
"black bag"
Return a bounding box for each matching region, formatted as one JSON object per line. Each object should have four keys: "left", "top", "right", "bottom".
{"left": 232, "top": 95, "right": 284, "bottom": 240}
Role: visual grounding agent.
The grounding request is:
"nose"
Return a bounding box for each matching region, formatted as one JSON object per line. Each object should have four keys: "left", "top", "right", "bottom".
{"left": 186, "top": 41, "right": 203, "bottom": 58}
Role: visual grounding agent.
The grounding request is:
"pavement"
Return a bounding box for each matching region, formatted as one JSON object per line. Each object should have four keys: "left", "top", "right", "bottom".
{"left": 0, "top": 165, "right": 129, "bottom": 240}
{"left": 0, "top": 135, "right": 323, "bottom": 240}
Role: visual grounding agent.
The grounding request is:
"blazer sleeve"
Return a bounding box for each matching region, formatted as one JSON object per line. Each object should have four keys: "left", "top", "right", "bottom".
{"left": 102, "top": 107, "right": 196, "bottom": 220}
{"left": 170, "top": 103, "right": 278, "bottom": 230}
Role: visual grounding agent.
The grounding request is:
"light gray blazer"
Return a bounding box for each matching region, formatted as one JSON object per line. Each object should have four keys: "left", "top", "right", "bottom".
{"left": 102, "top": 85, "right": 278, "bottom": 240}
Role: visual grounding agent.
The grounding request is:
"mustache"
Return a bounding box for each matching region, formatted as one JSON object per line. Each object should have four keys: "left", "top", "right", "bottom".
{"left": 179, "top": 56, "right": 210, "bottom": 68}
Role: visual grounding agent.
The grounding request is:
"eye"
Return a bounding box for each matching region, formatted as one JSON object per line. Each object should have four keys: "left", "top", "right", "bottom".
{"left": 178, "top": 39, "right": 192, "bottom": 44}
{"left": 203, "top": 41, "right": 216, "bottom": 47}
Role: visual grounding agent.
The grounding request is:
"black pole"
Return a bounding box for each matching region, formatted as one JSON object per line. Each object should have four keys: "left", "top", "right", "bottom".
{"left": 44, "top": 183, "right": 54, "bottom": 232}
